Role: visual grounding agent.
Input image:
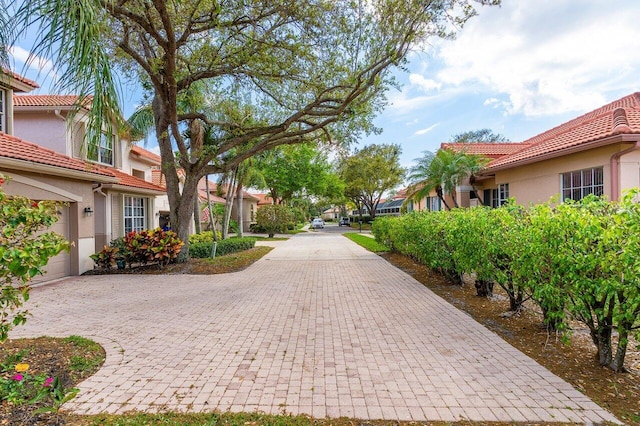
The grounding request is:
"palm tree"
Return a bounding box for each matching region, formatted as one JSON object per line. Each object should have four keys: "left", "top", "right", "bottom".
{"left": 405, "top": 149, "right": 489, "bottom": 211}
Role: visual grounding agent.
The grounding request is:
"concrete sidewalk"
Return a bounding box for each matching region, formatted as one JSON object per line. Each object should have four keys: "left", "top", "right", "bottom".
{"left": 14, "top": 233, "right": 618, "bottom": 423}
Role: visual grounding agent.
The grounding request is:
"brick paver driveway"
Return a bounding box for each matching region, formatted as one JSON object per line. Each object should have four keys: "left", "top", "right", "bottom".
{"left": 15, "top": 233, "right": 618, "bottom": 423}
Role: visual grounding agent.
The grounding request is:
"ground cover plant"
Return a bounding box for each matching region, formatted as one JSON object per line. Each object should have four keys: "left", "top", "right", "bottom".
{"left": 0, "top": 336, "right": 105, "bottom": 425}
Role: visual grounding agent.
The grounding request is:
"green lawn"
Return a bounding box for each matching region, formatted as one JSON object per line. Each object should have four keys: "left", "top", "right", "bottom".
{"left": 343, "top": 233, "right": 389, "bottom": 253}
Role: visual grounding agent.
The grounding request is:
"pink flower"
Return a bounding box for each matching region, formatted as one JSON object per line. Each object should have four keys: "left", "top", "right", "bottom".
{"left": 11, "top": 374, "right": 24, "bottom": 381}
{"left": 43, "top": 377, "right": 54, "bottom": 387}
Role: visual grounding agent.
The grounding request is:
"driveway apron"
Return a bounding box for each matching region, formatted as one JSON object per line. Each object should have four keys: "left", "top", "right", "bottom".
{"left": 14, "top": 233, "right": 619, "bottom": 423}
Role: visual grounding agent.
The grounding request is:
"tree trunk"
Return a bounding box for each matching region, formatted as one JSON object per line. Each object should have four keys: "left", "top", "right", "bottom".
{"left": 451, "top": 190, "right": 459, "bottom": 209}
{"left": 610, "top": 325, "right": 630, "bottom": 372}
{"left": 595, "top": 327, "right": 613, "bottom": 367}
{"left": 509, "top": 285, "right": 523, "bottom": 312}
{"left": 153, "top": 95, "right": 197, "bottom": 262}
{"left": 237, "top": 183, "right": 244, "bottom": 238}
{"left": 193, "top": 196, "right": 201, "bottom": 234}
{"left": 222, "top": 171, "right": 237, "bottom": 239}
{"left": 436, "top": 186, "right": 451, "bottom": 211}
{"left": 475, "top": 279, "right": 493, "bottom": 297}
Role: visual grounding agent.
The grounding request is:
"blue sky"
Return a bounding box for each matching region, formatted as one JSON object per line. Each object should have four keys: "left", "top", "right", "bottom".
{"left": 10, "top": 0, "right": 640, "bottom": 169}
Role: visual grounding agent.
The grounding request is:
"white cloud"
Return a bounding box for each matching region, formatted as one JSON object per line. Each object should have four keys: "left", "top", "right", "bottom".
{"left": 9, "top": 46, "right": 56, "bottom": 76}
{"left": 483, "top": 97, "right": 498, "bottom": 106}
{"left": 408, "top": 74, "right": 441, "bottom": 93}
{"left": 386, "top": 90, "right": 436, "bottom": 115}
{"left": 414, "top": 123, "right": 439, "bottom": 136}
{"left": 428, "top": 0, "right": 640, "bottom": 117}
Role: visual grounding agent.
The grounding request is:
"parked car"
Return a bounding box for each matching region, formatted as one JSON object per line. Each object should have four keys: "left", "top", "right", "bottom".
{"left": 338, "top": 217, "right": 350, "bottom": 227}
{"left": 312, "top": 218, "right": 325, "bottom": 229}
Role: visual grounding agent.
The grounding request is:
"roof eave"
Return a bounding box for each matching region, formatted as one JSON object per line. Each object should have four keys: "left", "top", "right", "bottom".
{"left": 102, "top": 183, "right": 166, "bottom": 195}
{"left": 481, "top": 134, "right": 640, "bottom": 175}
{"left": 130, "top": 152, "right": 161, "bottom": 166}
{"left": 0, "top": 76, "right": 37, "bottom": 93}
{"left": 0, "top": 157, "right": 118, "bottom": 183}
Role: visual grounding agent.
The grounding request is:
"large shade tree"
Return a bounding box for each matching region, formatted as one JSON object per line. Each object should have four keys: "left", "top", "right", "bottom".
{"left": 339, "top": 143, "right": 404, "bottom": 220}
{"left": 4, "top": 0, "right": 499, "bottom": 259}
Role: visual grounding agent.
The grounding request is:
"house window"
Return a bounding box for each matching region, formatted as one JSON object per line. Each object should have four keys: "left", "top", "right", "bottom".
{"left": 428, "top": 196, "right": 441, "bottom": 212}
{"left": 88, "top": 133, "right": 114, "bottom": 166}
{"left": 487, "top": 184, "right": 509, "bottom": 208}
{"left": 561, "top": 167, "right": 604, "bottom": 202}
{"left": 124, "top": 196, "right": 146, "bottom": 233}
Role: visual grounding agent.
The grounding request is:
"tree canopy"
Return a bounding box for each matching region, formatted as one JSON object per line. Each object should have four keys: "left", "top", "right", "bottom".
{"left": 253, "top": 143, "right": 342, "bottom": 205}
{"left": 339, "top": 144, "right": 404, "bottom": 219}
{"left": 451, "top": 128, "right": 509, "bottom": 143}
{"left": 4, "top": 0, "right": 500, "bottom": 258}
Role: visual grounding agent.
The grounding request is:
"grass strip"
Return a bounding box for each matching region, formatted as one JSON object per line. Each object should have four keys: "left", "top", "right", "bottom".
{"left": 344, "top": 233, "right": 389, "bottom": 253}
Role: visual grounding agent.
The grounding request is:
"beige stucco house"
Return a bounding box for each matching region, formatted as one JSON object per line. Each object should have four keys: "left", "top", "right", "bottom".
{"left": 432, "top": 93, "right": 640, "bottom": 208}
{"left": 0, "top": 72, "right": 167, "bottom": 282}
{"left": 12, "top": 94, "right": 167, "bottom": 252}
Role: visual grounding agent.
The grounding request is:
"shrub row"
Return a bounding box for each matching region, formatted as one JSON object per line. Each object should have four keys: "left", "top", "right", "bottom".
{"left": 372, "top": 192, "right": 640, "bottom": 373}
{"left": 189, "top": 237, "right": 257, "bottom": 258}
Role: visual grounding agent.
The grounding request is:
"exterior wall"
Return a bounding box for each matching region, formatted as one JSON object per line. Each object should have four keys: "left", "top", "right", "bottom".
{"left": 0, "top": 170, "right": 96, "bottom": 277}
{"left": 487, "top": 144, "right": 621, "bottom": 205}
{"left": 13, "top": 112, "right": 68, "bottom": 154}
{"left": 127, "top": 156, "right": 156, "bottom": 182}
{"left": 618, "top": 149, "right": 640, "bottom": 197}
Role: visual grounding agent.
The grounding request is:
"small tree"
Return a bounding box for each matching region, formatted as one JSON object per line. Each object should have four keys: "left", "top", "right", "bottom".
{"left": 0, "top": 175, "right": 70, "bottom": 342}
{"left": 256, "top": 204, "right": 293, "bottom": 238}
{"left": 339, "top": 144, "right": 405, "bottom": 220}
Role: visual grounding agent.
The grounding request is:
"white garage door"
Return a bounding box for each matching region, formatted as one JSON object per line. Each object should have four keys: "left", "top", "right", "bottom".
{"left": 31, "top": 205, "right": 71, "bottom": 284}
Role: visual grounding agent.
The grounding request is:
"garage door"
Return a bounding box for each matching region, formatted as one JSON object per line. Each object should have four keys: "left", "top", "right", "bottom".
{"left": 31, "top": 205, "right": 71, "bottom": 284}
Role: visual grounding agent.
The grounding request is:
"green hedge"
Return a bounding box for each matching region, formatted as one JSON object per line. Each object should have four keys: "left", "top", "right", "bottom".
{"left": 372, "top": 193, "right": 640, "bottom": 373}
{"left": 189, "top": 237, "right": 257, "bottom": 258}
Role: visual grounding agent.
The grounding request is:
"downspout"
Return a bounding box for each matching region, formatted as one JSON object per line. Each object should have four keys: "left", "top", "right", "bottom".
{"left": 609, "top": 108, "right": 640, "bottom": 202}
{"left": 92, "top": 183, "right": 107, "bottom": 197}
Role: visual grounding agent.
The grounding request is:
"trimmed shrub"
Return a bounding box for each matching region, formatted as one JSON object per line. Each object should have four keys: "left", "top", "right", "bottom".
{"left": 189, "top": 237, "right": 257, "bottom": 259}
{"left": 371, "top": 194, "right": 640, "bottom": 373}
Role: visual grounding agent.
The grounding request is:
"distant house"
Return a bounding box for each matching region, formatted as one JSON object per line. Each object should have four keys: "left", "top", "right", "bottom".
{"left": 322, "top": 206, "right": 340, "bottom": 221}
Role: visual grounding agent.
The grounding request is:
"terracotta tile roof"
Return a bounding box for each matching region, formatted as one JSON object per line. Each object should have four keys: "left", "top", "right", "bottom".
{"left": 14, "top": 94, "right": 91, "bottom": 108}
{"left": 130, "top": 145, "right": 161, "bottom": 164}
{"left": 1, "top": 69, "right": 39, "bottom": 90}
{"left": 440, "top": 142, "right": 531, "bottom": 159}
{"left": 488, "top": 93, "right": 640, "bottom": 169}
{"left": 151, "top": 169, "right": 165, "bottom": 187}
{"left": 0, "top": 132, "right": 113, "bottom": 177}
{"left": 252, "top": 193, "right": 275, "bottom": 206}
{"left": 393, "top": 188, "right": 408, "bottom": 199}
{"left": 0, "top": 131, "right": 167, "bottom": 192}
{"left": 100, "top": 166, "right": 166, "bottom": 192}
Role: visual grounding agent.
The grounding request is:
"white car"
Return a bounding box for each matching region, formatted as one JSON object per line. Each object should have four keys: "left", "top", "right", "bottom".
{"left": 312, "top": 218, "right": 325, "bottom": 229}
